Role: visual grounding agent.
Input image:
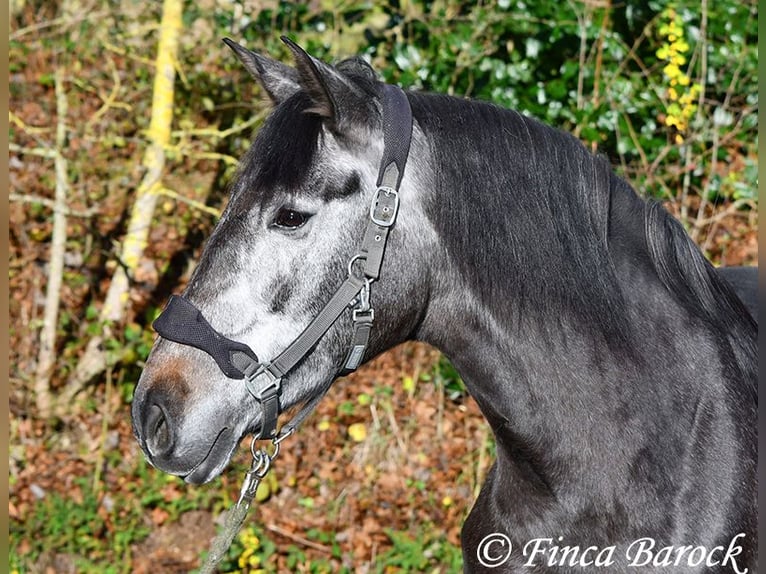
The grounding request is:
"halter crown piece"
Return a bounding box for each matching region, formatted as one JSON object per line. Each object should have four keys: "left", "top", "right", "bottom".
{"left": 152, "top": 82, "right": 413, "bottom": 448}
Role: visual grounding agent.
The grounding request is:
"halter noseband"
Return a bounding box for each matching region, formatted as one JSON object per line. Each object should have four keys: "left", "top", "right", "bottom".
{"left": 152, "top": 83, "right": 413, "bottom": 441}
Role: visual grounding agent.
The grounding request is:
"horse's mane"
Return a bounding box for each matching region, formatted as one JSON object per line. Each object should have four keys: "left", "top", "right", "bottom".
{"left": 228, "top": 91, "right": 324, "bottom": 214}
{"left": 644, "top": 201, "right": 757, "bottom": 387}
{"left": 411, "top": 93, "right": 632, "bottom": 350}
{"left": 411, "top": 92, "right": 756, "bottom": 370}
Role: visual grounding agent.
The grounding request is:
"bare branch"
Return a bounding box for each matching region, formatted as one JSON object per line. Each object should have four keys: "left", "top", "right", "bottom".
{"left": 34, "top": 67, "right": 69, "bottom": 419}
{"left": 264, "top": 524, "right": 333, "bottom": 554}
{"left": 156, "top": 187, "right": 221, "bottom": 218}
{"left": 10, "top": 10, "right": 109, "bottom": 40}
{"left": 9, "top": 142, "right": 56, "bottom": 159}
{"left": 9, "top": 112, "right": 52, "bottom": 136}
{"left": 85, "top": 55, "right": 132, "bottom": 132}
{"left": 170, "top": 114, "right": 262, "bottom": 140}
{"left": 694, "top": 198, "right": 755, "bottom": 229}
{"left": 9, "top": 193, "right": 98, "bottom": 218}
{"left": 183, "top": 151, "right": 240, "bottom": 165}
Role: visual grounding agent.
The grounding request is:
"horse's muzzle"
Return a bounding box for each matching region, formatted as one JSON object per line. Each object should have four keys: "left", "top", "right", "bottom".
{"left": 131, "top": 369, "right": 241, "bottom": 483}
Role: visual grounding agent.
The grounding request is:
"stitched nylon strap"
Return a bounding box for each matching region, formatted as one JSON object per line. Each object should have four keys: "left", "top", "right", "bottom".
{"left": 269, "top": 274, "right": 367, "bottom": 377}
{"left": 256, "top": 386, "right": 280, "bottom": 438}
{"left": 362, "top": 84, "right": 413, "bottom": 279}
{"left": 340, "top": 313, "right": 373, "bottom": 375}
{"left": 377, "top": 83, "right": 413, "bottom": 190}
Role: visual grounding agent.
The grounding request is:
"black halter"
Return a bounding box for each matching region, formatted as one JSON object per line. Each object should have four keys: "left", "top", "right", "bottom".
{"left": 153, "top": 83, "right": 413, "bottom": 440}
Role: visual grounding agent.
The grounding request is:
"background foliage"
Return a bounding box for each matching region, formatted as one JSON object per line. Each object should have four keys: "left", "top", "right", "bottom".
{"left": 9, "top": 0, "right": 757, "bottom": 572}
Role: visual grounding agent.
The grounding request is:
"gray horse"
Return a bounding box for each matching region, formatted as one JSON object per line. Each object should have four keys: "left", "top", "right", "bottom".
{"left": 132, "top": 40, "right": 757, "bottom": 573}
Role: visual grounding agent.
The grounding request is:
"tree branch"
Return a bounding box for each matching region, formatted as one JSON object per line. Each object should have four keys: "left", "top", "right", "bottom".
{"left": 33, "top": 67, "right": 69, "bottom": 419}
{"left": 156, "top": 187, "right": 221, "bottom": 218}
{"left": 10, "top": 193, "right": 97, "bottom": 218}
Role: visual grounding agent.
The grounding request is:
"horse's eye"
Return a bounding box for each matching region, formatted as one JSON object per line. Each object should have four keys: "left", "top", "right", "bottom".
{"left": 272, "top": 208, "right": 310, "bottom": 229}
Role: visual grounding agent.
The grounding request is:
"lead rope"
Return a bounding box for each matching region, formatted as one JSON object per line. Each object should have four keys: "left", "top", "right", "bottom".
{"left": 198, "top": 430, "right": 291, "bottom": 574}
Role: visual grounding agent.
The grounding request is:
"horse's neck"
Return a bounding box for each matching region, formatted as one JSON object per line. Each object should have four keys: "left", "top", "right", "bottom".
{"left": 416, "top": 176, "right": 753, "bottom": 526}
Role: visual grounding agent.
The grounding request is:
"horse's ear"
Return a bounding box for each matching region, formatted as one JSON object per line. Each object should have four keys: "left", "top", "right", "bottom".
{"left": 281, "top": 36, "right": 368, "bottom": 129}
{"left": 222, "top": 38, "right": 300, "bottom": 105}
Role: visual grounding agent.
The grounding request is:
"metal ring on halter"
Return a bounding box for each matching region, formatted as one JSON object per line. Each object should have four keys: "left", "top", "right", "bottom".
{"left": 273, "top": 427, "right": 293, "bottom": 445}
{"left": 249, "top": 437, "right": 262, "bottom": 460}
{"left": 346, "top": 254, "right": 367, "bottom": 279}
{"left": 247, "top": 448, "right": 271, "bottom": 478}
{"left": 249, "top": 436, "right": 279, "bottom": 462}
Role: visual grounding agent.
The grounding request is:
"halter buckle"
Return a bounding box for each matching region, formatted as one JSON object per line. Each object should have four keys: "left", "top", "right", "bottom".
{"left": 245, "top": 364, "right": 281, "bottom": 401}
{"left": 352, "top": 308, "right": 374, "bottom": 323}
{"left": 370, "top": 186, "right": 399, "bottom": 227}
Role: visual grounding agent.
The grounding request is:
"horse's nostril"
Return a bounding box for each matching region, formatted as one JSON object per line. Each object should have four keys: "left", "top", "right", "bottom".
{"left": 154, "top": 411, "right": 168, "bottom": 444}
{"left": 144, "top": 403, "right": 175, "bottom": 458}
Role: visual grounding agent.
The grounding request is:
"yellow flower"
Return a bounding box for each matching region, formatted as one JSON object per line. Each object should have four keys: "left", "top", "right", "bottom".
{"left": 239, "top": 549, "right": 253, "bottom": 569}
{"left": 668, "top": 22, "right": 683, "bottom": 36}
{"left": 663, "top": 63, "right": 681, "bottom": 79}
{"left": 238, "top": 528, "right": 263, "bottom": 569}
{"left": 671, "top": 39, "right": 690, "bottom": 53}
{"left": 239, "top": 528, "right": 261, "bottom": 549}
{"left": 657, "top": 6, "right": 697, "bottom": 141}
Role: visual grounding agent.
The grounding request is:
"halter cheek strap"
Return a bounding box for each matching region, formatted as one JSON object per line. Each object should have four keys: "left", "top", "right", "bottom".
{"left": 152, "top": 83, "right": 413, "bottom": 440}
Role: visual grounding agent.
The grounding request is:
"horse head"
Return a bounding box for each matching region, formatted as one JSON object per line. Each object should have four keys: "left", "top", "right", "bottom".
{"left": 132, "top": 39, "right": 431, "bottom": 484}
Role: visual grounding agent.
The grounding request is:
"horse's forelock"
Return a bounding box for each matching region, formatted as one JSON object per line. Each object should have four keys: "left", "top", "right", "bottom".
{"left": 231, "top": 91, "right": 324, "bottom": 211}
{"left": 228, "top": 64, "right": 381, "bottom": 213}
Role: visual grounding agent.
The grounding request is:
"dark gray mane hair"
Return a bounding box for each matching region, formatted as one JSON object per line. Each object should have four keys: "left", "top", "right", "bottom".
{"left": 410, "top": 92, "right": 755, "bottom": 379}
{"left": 645, "top": 201, "right": 757, "bottom": 389}
{"left": 412, "top": 93, "right": 633, "bottom": 351}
